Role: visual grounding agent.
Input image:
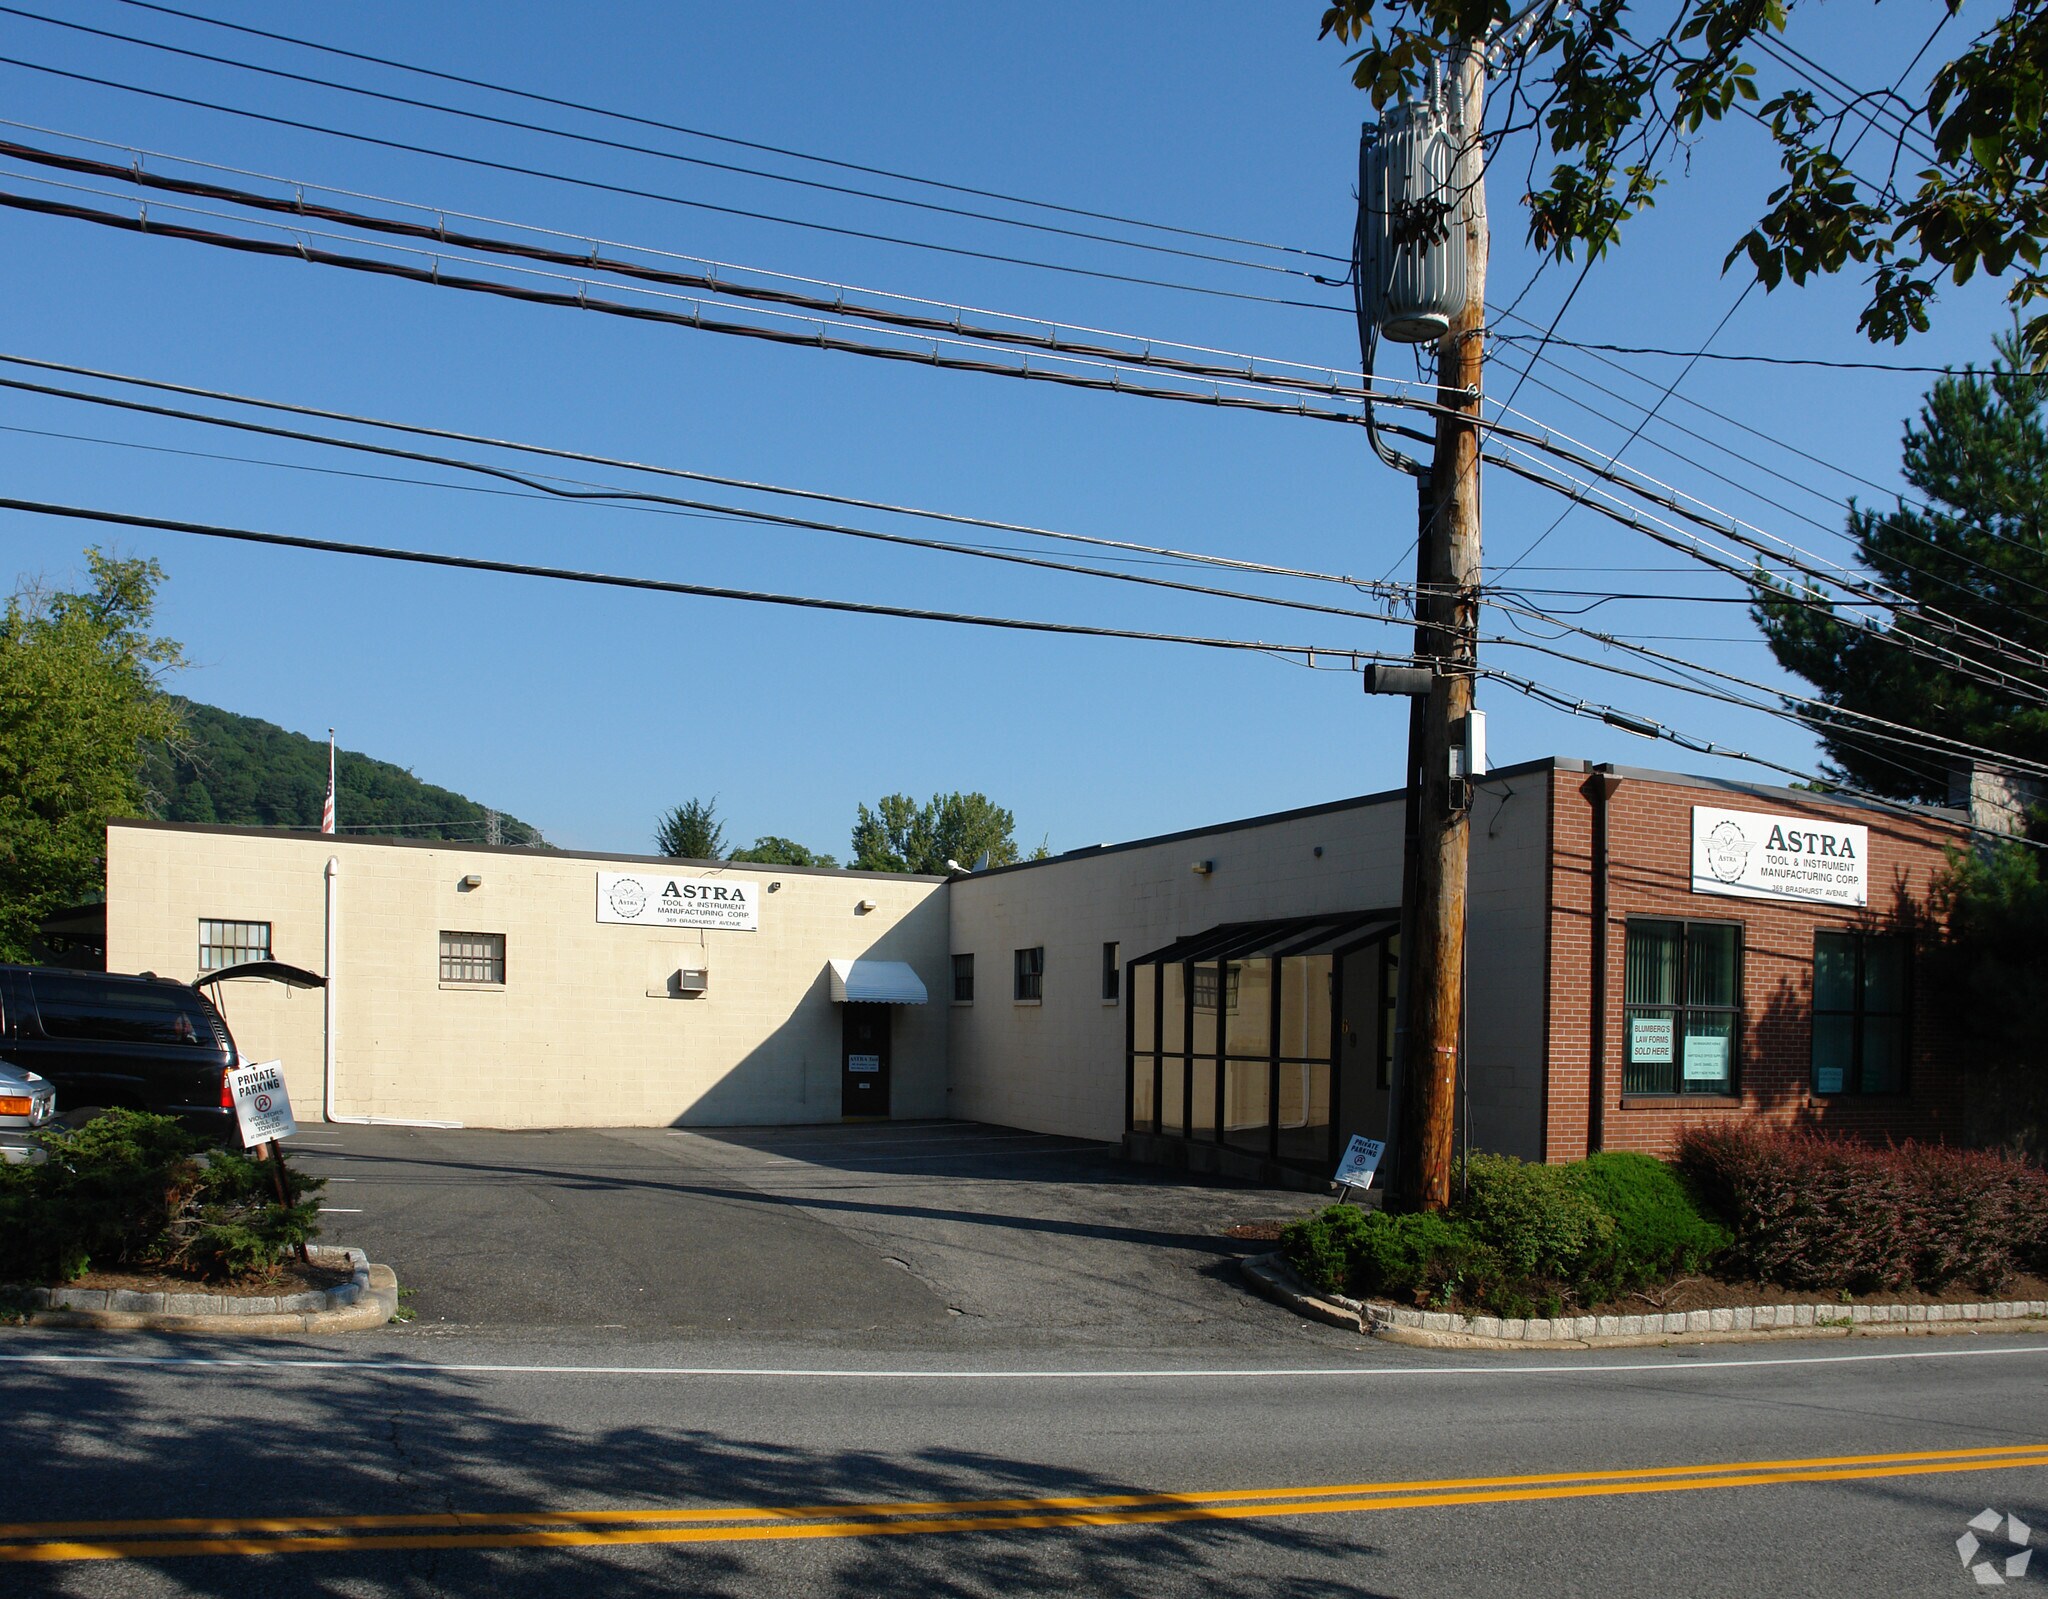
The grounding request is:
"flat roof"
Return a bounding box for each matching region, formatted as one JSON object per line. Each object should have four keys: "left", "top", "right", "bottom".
{"left": 104, "top": 818, "right": 949, "bottom": 884}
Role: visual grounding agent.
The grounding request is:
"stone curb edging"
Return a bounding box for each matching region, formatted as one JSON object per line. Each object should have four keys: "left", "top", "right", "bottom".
{"left": 5, "top": 1246, "right": 400, "bottom": 1334}
{"left": 1241, "top": 1252, "right": 2048, "bottom": 1350}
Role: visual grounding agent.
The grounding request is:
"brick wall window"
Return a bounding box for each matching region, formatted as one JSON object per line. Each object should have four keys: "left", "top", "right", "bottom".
{"left": 1013, "top": 946, "right": 1043, "bottom": 1002}
{"left": 1813, "top": 931, "right": 1906, "bottom": 1094}
{"left": 439, "top": 930, "right": 505, "bottom": 985}
{"left": 198, "top": 919, "right": 270, "bottom": 972}
{"left": 1102, "top": 941, "right": 1121, "bottom": 1003}
{"left": 952, "top": 953, "right": 975, "bottom": 1004}
{"left": 1622, "top": 919, "right": 1740, "bottom": 1095}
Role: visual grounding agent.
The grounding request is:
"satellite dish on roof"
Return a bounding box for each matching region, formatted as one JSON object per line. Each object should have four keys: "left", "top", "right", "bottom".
{"left": 971, "top": 849, "right": 991, "bottom": 873}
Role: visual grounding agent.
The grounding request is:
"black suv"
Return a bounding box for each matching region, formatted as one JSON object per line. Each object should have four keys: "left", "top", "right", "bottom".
{"left": 0, "top": 965, "right": 241, "bottom": 1138}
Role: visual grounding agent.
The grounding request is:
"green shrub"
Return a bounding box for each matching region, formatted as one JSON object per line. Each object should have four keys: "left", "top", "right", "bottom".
{"left": 1571, "top": 1151, "right": 1730, "bottom": 1295}
{"left": 0, "top": 1110, "right": 323, "bottom": 1284}
{"left": 1279, "top": 1204, "right": 1375, "bottom": 1296}
{"left": 1455, "top": 1152, "right": 1615, "bottom": 1282}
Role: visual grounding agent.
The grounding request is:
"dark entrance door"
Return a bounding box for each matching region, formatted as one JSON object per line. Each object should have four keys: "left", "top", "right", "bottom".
{"left": 840, "top": 1003, "right": 892, "bottom": 1118}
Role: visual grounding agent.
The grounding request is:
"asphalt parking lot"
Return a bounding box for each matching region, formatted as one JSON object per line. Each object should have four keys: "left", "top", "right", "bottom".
{"left": 286, "top": 1120, "right": 1339, "bottom": 1351}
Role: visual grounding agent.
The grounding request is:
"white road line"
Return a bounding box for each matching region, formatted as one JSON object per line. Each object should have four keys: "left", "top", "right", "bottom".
{"left": 316, "top": 1207, "right": 362, "bottom": 1213}
{"left": 0, "top": 1345, "right": 2041, "bottom": 1382}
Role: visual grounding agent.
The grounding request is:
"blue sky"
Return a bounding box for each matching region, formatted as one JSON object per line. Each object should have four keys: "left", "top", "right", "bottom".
{"left": 0, "top": 1, "right": 2017, "bottom": 857}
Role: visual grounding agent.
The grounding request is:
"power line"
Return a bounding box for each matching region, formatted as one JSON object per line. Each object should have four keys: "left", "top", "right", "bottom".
{"left": 0, "top": 493, "right": 1419, "bottom": 672}
{"left": 0, "top": 135, "right": 1396, "bottom": 408}
{"left": 0, "top": 351, "right": 1402, "bottom": 593}
{"left": 1502, "top": 335, "right": 1985, "bottom": 375}
{"left": 0, "top": 53, "right": 1345, "bottom": 315}
{"left": 0, "top": 5, "right": 1340, "bottom": 284}
{"left": 0, "top": 184, "right": 1376, "bottom": 421}
{"left": 110, "top": 0, "right": 1346, "bottom": 266}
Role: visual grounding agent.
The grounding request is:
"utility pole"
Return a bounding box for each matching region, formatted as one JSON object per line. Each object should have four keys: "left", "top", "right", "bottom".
{"left": 1393, "top": 42, "right": 1487, "bottom": 1213}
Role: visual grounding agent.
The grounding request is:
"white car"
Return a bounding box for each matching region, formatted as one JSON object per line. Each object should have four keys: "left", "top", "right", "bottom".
{"left": 0, "top": 1060, "right": 56, "bottom": 1164}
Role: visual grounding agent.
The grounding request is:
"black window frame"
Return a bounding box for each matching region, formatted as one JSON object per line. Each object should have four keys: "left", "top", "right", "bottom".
{"left": 1101, "top": 942, "right": 1121, "bottom": 1003}
{"left": 1013, "top": 946, "right": 1043, "bottom": 1002}
{"left": 1811, "top": 929, "right": 1910, "bottom": 1096}
{"left": 1621, "top": 917, "right": 1743, "bottom": 1098}
{"left": 951, "top": 953, "right": 975, "bottom": 1005}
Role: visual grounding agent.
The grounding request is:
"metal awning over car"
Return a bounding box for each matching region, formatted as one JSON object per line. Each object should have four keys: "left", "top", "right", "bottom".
{"left": 191, "top": 960, "right": 327, "bottom": 992}
{"left": 827, "top": 959, "right": 928, "bottom": 1004}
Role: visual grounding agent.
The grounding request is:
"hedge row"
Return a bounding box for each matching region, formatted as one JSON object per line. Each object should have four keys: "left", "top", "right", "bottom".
{"left": 1280, "top": 1130, "right": 2048, "bottom": 1318}
{"left": 0, "top": 1110, "right": 324, "bottom": 1284}
{"left": 1676, "top": 1125, "right": 2048, "bottom": 1294}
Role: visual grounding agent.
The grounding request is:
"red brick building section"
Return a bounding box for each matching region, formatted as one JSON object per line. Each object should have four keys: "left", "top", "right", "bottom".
{"left": 1542, "top": 764, "right": 1967, "bottom": 1163}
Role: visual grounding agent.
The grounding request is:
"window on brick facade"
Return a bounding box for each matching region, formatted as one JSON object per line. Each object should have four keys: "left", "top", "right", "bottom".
{"left": 1622, "top": 919, "right": 1740, "bottom": 1096}
{"left": 198, "top": 919, "right": 270, "bottom": 972}
{"left": 1013, "top": 946, "right": 1043, "bottom": 1002}
{"left": 439, "top": 930, "right": 505, "bottom": 985}
{"left": 1812, "top": 931, "right": 1906, "bottom": 1095}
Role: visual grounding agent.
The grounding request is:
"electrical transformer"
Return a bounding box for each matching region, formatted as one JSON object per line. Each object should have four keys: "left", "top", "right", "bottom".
{"left": 1357, "top": 81, "right": 1475, "bottom": 344}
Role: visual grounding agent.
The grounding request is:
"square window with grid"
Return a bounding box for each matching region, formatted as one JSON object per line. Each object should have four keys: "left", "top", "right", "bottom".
{"left": 1013, "top": 946, "right": 1043, "bottom": 1002}
{"left": 439, "top": 930, "right": 505, "bottom": 985}
{"left": 198, "top": 919, "right": 271, "bottom": 972}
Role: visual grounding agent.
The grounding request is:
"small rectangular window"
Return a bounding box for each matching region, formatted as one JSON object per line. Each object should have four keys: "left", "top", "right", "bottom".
{"left": 1013, "top": 946, "right": 1043, "bottom": 1002}
{"left": 952, "top": 953, "right": 975, "bottom": 1005}
{"left": 1102, "top": 942, "right": 1121, "bottom": 1003}
{"left": 439, "top": 930, "right": 505, "bottom": 985}
{"left": 199, "top": 919, "right": 271, "bottom": 972}
{"left": 1622, "top": 919, "right": 1740, "bottom": 1095}
{"left": 1813, "top": 931, "right": 1907, "bottom": 1094}
{"left": 1191, "top": 964, "right": 1241, "bottom": 1012}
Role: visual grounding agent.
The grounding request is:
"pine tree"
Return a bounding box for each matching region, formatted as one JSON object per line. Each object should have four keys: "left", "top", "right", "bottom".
{"left": 1754, "top": 337, "right": 2048, "bottom": 800}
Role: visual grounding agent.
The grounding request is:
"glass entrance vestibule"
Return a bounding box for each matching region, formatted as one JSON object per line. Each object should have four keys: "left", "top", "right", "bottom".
{"left": 1125, "top": 911, "right": 1399, "bottom": 1179}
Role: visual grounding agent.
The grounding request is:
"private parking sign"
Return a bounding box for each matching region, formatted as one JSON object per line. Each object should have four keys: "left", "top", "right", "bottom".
{"left": 228, "top": 1060, "right": 297, "bottom": 1148}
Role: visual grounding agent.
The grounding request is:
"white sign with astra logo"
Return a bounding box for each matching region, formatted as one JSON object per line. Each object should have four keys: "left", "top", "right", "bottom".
{"left": 596, "top": 871, "right": 760, "bottom": 930}
{"left": 1690, "top": 805, "right": 1868, "bottom": 908}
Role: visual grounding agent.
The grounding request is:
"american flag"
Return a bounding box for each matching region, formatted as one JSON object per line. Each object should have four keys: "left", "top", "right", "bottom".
{"left": 321, "top": 730, "right": 336, "bottom": 835}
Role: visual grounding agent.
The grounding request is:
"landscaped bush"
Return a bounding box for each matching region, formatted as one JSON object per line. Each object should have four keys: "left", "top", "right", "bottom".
{"left": 1569, "top": 1151, "right": 1730, "bottom": 1296}
{"left": 0, "top": 1110, "right": 323, "bottom": 1284}
{"left": 1676, "top": 1124, "right": 2048, "bottom": 1295}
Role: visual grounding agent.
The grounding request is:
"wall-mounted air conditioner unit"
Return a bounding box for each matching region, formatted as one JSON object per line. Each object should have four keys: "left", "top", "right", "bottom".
{"left": 677, "top": 967, "right": 709, "bottom": 996}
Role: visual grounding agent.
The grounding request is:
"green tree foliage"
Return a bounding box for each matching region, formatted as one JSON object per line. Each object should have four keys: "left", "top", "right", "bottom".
{"left": 1320, "top": 0, "right": 2048, "bottom": 353}
{"left": 1929, "top": 837, "right": 2048, "bottom": 1080}
{"left": 0, "top": 550, "right": 184, "bottom": 960}
{"left": 655, "top": 797, "right": 726, "bottom": 860}
{"left": 1751, "top": 341, "right": 2048, "bottom": 800}
{"left": 729, "top": 835, "right": 839, "bottom": 868}
{"left": 142, "top": 703, "right": 545, "bottom": 845}
{"left": 850, "top": 792, "right": 1021, "bottom": 874}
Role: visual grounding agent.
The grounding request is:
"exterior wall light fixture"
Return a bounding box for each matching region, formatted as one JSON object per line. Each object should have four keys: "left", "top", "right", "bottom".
{"left": 459, "top": 874, "right": 483, "bottom": 890}
{"left": 1190, "top": 860, "right": 1214, "bottom": 876}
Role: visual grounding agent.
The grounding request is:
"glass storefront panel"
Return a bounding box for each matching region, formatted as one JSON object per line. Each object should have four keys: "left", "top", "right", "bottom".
{"left": 1276, "top": 1061, "right": 1331, "bottom": 1169}
{"left": 1225, "top": 960, "right": 1272, "bottom": 1058}
{"left": 1129, "top": 1053, "right": 1155, "bottom": 1129}
{"left": 1223, "top": 1059, "right": 1270, "bottom": 1152}
{"left": 1300, "top": 955, "right": 1333, "bottom": 1060}
{"left": 1160, "top": 1056, "right": 1186, "bottom": 1134}
{"left": 1131, "top": 964, "right": 1156, "bottom": 1053}
{"left": 1161, "top": 963, "right": 1186, "bottom": 1055}
{"left": 1189, "top": 1058, "right": 1218, "bottom": 1137}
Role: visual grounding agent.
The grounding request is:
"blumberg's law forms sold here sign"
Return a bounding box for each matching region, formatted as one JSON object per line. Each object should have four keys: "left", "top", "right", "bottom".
{"left": 228, "top": 1060, "right": 297, "bottom": 1147}
{"left": 1690, "top": 805, "right": 1869, "bottom": 908}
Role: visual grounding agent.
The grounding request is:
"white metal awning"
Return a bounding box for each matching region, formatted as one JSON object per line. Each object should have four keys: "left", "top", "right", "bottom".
{"left": 827, "top": 959, "right": 929, "bottom": 1004}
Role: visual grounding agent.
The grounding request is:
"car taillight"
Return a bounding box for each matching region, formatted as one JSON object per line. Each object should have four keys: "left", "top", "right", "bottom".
{"left": 219, "top": 1070, "right": 234, "bottom": 1110}
{"left": 0, "top": 1096, "right": 31, "bottom": 1117}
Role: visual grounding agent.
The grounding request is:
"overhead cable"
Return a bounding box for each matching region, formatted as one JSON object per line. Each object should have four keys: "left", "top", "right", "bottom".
{"left": 0, "top": 53, "right": 1344, "bottom": 314}
{"left": 0, "top": 5, "right": 1339, "bottom": 283}
{"left": 109, "top": 0, "right": 1347, "bottom": 264}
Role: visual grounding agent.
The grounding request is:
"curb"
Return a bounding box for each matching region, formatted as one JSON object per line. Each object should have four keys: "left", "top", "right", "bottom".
{"left": 1241, "top": 1252, "right": 2048, "bottom": 1350}
{"left": 6, "top": 1246, "right": 401, "bottom": 1334}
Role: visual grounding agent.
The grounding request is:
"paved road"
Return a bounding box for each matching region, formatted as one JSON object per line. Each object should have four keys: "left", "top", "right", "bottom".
{"left": 2, "top": 1124, "right": 2042, "bottom": 1595}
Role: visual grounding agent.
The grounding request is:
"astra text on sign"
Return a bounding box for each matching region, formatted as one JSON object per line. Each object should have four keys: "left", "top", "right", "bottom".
{"left": 596, "top": 871, "right": 759, "bottom": 931}
{"left": 228, "top": 1060, "right": 297, "bottom": 1148}
{"left": 1690, "top": 805, "right": 1868, "bottom": 908}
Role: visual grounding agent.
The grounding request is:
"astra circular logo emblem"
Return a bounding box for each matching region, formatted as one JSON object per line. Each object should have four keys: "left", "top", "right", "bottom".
{"left": 608, "top": 877, "right": 648, "bottom": 919}
{"left": 1958, "top": 1508, "right": 2033, "bottom": 1586}
{"left": 1705, "top": 819, "right": 1750, "bottom": 884}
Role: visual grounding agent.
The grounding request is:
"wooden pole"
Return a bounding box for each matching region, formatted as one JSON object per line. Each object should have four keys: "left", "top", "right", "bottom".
{"left": 1395, "top": 44, "right": 1488, "bottom": 1213}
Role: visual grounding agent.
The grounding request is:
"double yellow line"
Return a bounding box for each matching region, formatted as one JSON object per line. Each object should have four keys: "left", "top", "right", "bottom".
{"left": 4, "top": 1443, "right": 2043, "bottom": 1563}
